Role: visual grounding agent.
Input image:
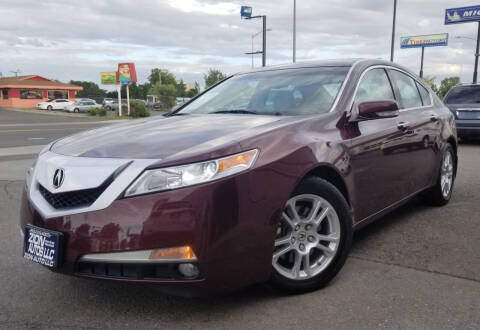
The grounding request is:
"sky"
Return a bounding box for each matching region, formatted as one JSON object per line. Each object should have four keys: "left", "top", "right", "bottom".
{"left": 1, "top": 0, "right": 480, "bottom": 89}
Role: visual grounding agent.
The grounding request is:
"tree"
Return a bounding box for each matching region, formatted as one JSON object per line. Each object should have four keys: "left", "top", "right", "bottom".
{"left": 149, "top": 82, "right": 177, "bottom": 108}
{"left": 204, "top": 69, "right": 227, "bottom": 89}
{"left": 148, "top": 68, "right": 177, "bottom": 86}
{"left": 176, "top": 79, "right": 186, "bottom": 97}
{"left": 185, "top": 81, "right": 200, "bottom": 98}
{"left": 69, "top": 81, "right": 107, "bottom": 98}
{"left": 423, "top": 76, "right": 438, "bottom": 94}
{"left": 438, "top": 77, "right": 460, "bottom": 99}
{"left": 128, "top": 82, "right": 151, "bottom": 100}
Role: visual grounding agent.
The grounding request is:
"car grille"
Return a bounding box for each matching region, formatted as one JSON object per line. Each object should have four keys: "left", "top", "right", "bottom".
{"left": 38, "top": 177, "right": 113, "bottom": 209}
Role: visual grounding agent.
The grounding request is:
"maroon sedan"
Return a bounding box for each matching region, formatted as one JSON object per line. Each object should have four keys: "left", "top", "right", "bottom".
{"left": 20, "top": 59, "right": 457, "bottom": 295}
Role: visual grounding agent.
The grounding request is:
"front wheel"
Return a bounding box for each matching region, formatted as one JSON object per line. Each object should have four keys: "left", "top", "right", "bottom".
{"left": 420, "top": 143, "right": 455, "bottom": 206}
{"left": 269, "top": 177, "right": 353, "bottom": 293}
{"left": 47, "top": 105, "right": 53, "bottom": 111}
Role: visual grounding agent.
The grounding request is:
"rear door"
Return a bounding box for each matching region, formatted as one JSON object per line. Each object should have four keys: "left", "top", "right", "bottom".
{"left": 348, "top": 68, "right": 407, "bottom": 221}
{"left": 387, "top": 69, "right": 440, "bottom": 193}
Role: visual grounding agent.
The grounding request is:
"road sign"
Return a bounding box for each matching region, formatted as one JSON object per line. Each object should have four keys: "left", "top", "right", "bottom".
{"left": 117, "top": 63, "right": 137, "bottom": 85}
{"left": 400, "top": 33, "right": 448, "bottom": 49}
{"left": 241, "top": 6, "right": 252, "bottom": 19}
{"left": 100, "top": 72, "right": 117, "bottom": 85}
{"left": 445, "top": 6, "right": 480, "bottom": 25}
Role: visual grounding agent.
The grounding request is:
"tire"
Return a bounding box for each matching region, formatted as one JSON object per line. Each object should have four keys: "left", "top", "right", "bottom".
{"left": 420, "top": 143, "right": 456, "bottom": 206}
{"left": 269, "top": 177, "right": 353, "bottom": 293}
{"left": 47, "top": 105, "right": 53, "bottom": 111}
{"left": 74, "top": 108, "right": 79, "bottom": 113}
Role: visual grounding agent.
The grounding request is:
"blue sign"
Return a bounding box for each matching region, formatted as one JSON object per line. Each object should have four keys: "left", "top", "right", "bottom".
{"left": 445, "top": 5, "right": 480, "bottom": 25}
{"left": 241, "top": 6, "right": 252, "bottom": 18}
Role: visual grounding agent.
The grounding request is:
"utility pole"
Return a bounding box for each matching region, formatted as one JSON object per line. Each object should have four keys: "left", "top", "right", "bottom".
{"left": 474, "top": 21, "right": 480, "bottom": 83}
{"left": 390, "top": 0, "right": 397, "bottom": 62}
{"left": 244, "top": 15, "right": 268, "bottom": 67}
{"left": 10, "top": 69, "right": 21, "bottom": 77}
{"left": 293, "top": 0, "right": 296, "bottom": 63}
{"left": 419, "top": 47, "right": 425, "bottom": 78}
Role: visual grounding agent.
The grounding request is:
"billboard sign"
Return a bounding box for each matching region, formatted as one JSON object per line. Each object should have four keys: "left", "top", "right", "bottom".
{"left": 100, "top": 72, "right": 117, "bottom": 85}
{"left": 117, "top": 63, "right": 137, "bottom": 85}
{"left": 445, "top": 6, "right": 480, "bottom": 25}
{"left": 241, "top": 6, "right": 252, "bottom": 18}
{"left": 400, "top": 33, "right": 449, "bottom": 49}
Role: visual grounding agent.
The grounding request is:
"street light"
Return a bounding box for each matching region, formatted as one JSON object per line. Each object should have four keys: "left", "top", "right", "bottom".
{"left": 390, "top": 0, "right": 397, "bottom": 62}
{"left": 293, "top": 0, "right": 296, "bottom": 63}
{"left": 251, "top": 28, "right": 272, "bottom": 68}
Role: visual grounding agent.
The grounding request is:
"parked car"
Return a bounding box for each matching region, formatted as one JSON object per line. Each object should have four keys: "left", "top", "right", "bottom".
{"left": 443, "top": 83, "right": 480, "bottom": 139}
{"left": 37, "top": 99, "right": 73, "bottom": 110}
{"left": 64, "top": 100, "right": 101, "bottom": 113}
{"left": 102, "top": 99, "right": 126, "bottom": 111}
{"left": 77, "top": 98, "right": 96, "bottom": 103}
{"left": 102, "top": 98, "right": 114, "bottom": 106}
{"left": 21, "top": 59, "right": 457, "bottom": 295}
{"left": 176, "top": 97, "right": 191, "bottom": 105}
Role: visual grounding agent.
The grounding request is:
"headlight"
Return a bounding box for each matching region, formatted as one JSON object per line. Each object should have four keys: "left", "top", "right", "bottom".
{"left": 124, "top": 149, "right": 259, "bottom": 197}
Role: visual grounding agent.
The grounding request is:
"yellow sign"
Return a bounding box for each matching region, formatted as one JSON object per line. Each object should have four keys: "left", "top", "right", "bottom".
{"left": 101, "top": 72, "right": 117, "bottom": 85}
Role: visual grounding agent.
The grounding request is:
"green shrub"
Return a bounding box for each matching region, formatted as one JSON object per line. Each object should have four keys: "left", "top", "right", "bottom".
{"left": 97, "top": 108, "right": 107, "bottom": 116}
{"left": 129, "top": 100, "right": 150, "bottom": 118}
{"left": 87, "top": 108, "right": 97, "bottom": 116}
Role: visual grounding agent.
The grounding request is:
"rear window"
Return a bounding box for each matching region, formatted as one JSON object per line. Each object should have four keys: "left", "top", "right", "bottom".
{"left": 444, "top": 86, "right": 480, "bottom": 104}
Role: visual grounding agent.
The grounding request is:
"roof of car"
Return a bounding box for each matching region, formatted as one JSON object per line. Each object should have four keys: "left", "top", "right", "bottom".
{"left": 238, "top": 58, "right": 396, "bottom": 75}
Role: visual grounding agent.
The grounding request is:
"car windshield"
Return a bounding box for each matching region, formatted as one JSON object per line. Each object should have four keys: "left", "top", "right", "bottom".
{"left": 178, "top": 66, "right": 350, "bottom": 116}
{"left": 444, "top": 86, "right": 480, "bottom": 104}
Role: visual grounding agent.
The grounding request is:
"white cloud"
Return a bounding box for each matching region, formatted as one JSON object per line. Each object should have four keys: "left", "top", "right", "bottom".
{"left": 1, "top": 0, "right": 480, "bottom": 87}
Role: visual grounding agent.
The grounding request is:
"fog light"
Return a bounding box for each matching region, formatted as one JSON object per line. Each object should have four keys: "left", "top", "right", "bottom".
{"left": 178, "top": 263, "right": 200, "bottom": 278}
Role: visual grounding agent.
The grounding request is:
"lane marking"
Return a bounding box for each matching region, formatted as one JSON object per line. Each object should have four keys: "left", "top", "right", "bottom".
{"left": 0, "top": 128, "right": 87, "bottom": 133}
{"left": 0, "top": 145, "right": 46, "bottom": 157}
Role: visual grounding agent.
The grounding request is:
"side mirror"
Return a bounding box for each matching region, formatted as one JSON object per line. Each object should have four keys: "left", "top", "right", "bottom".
{"left": 356, "top": 100, "right": 399, "bottom": 120}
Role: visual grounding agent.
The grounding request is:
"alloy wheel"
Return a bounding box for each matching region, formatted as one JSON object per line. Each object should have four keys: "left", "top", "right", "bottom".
{"left": 273, "top": 194, "right": 341, "bottom": 281}
{"left": 440, "top": 150, "right": 454, "bottom": 198}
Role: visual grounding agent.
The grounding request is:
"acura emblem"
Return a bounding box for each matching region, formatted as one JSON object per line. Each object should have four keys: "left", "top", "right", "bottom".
{"left": 53, "top": 168, "right": 65, "bottom": 189}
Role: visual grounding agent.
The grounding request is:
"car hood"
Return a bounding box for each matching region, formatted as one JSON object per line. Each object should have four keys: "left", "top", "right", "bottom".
{"left": 51, "top": 114, "right": 290, "bottom": 160}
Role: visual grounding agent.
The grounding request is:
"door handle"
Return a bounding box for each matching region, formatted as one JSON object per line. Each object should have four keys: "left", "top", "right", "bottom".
{"left": 397, "top": 121, "right": 410, "bottom": 131}
{"left": 430, "top": 115, "right": 439, "bottom": 122}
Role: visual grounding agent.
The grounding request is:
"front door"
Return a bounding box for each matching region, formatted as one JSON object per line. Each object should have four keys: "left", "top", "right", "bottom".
{"left": 347, "top": 67, "right": 409, "bottom": 221}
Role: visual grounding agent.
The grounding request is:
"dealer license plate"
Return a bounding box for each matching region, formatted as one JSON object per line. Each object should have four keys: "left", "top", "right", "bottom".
{"left": 23, "top": 225, "right": 63, "bottom": 268}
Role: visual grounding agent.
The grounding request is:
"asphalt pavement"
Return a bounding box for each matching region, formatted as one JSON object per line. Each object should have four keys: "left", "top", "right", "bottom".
{"left": 0, "top": 109, "right": 479, "bottom": 329}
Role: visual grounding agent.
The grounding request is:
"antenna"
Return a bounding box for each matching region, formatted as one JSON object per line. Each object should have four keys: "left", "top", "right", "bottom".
{"left": 10, "top": 69, "right": 21, "bottom": 77}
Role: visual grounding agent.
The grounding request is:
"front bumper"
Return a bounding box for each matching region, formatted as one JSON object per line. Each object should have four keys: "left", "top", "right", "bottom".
{"left": 456, "top": 119, "right": 480, "bottom": 137}
{"left": 20, "top": 166, "right": 288, "bottom": 294}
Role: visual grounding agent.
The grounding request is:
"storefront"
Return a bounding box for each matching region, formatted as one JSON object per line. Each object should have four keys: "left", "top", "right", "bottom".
{"left": 0, "top": 75, "right": 83, "bottom": 108}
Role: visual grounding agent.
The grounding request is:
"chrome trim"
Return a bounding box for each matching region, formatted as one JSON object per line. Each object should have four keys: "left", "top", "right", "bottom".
{"left": 79, "top": 249, "right": 197, "bottom": 264}
{"left": 349, "top": 65, "right": 434, "bottom": 117}
{"left": 28, "top": 151, "right": 159, "bottom": 218}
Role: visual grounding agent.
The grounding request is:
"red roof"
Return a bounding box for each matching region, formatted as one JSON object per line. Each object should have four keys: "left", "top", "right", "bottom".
{"left": 0, "top": 75, "right": 83, "bottom": 90}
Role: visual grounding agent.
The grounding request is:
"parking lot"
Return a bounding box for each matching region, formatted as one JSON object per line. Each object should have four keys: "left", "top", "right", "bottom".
{"left": 0, "top": 109, "right": 479, "bottom": 329}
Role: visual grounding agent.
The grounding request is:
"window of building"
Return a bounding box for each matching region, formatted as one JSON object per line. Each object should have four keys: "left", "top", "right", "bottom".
{"left": 20, "top": 90, "right": 43, "bottom": 99}
{"left": 47, "top": 90, "right": 68, "bottom": 99}
{"left": 1, "top": 89, "right": 8, "bottom": 100}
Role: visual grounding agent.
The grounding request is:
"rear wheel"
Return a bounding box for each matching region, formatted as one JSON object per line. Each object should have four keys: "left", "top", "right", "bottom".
{"left": 420, "top": 143, "right": 455, "bottom": 206}
{"left": 269, "top": 177, "right": 352, "bottom": 293}
{"left": 74, "top": 108, "right": 79, "bottom": 113}
{"left": 47, "top": 105, "right": 53, "bottom": 111}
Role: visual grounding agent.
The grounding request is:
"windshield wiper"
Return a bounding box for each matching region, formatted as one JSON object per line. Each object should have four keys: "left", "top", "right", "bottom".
{"left": 210, "top": 110, "right": 258, "bottom": 115}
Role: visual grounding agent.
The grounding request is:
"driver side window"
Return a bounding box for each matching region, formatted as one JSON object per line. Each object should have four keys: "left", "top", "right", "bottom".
{"left": 355, "top": 68, "right": 395, "bottom": 103}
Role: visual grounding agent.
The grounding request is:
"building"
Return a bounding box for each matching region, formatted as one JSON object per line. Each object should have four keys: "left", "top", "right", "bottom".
{"left": 0, "top": 75, "right": 83, "bottom": 108}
